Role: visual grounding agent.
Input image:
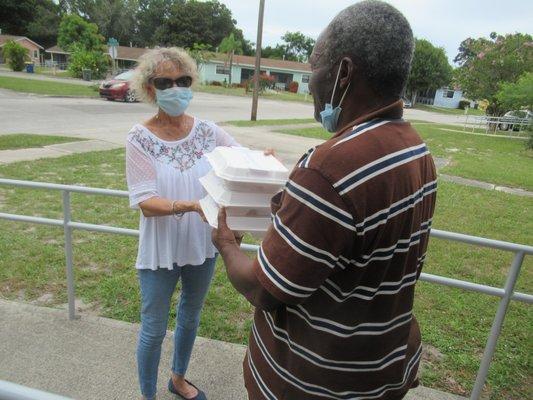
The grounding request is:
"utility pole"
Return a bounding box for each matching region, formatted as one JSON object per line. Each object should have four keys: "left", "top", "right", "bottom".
{"left": 251, "top": 0, "right": 265, "bottom": 121}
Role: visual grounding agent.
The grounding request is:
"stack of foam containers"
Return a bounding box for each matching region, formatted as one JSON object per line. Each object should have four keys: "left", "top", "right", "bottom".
{"left": 199, "top": 147, "right": 289, "bottom": 238}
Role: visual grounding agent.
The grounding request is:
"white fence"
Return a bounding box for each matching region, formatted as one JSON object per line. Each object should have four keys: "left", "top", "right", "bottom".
{"left": 463, "top": 115, "right": 531, "bottom": 137}
{"left": 0, "top": 178, "right": 531, "bottom": 400}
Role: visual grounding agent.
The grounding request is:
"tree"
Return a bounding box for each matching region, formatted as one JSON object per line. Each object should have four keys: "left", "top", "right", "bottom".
{"left": 233, "top": 29, "right": 254, "bottom": 56}
{"left": 2, "top": 41, "right": 28, "bottom": 71}
{"left": 0, "top": 0, "right": 62, "bottom": 48}
{"left": 61, "top": 0, "right": 139, "bottom": 47}
{"left": 406, "top": 38, "right": 452, "bottom": 105}
{"left": 454, "top": 33, "right": 533, "bottom": 115}
{"left": 57, "top": 14, "right": 105, "bottom": 52}
{"left": 0, "top": 0, "right": 36, "bottom": 36}
{"left": 219, "top": 33, "right": 242, "bottom": 85}
{"left": 26, "top": 0, "right": 63, "bottom": 48}
{"left": 188, "top": 43, "right": 214, "bottom": 74}
{"left": 136, "top": 0, "right": 173, "bottom": 47}
{"left": 281, "top": 31, "right": 315, "bottom": 62}
{"left": 496, "top": 72, "right": 533, "bottom": 112}
{"left": 154, "top": 0, "right": 237, "bottom": 50}
{"left": 262, "top": 45, "right": 286, "bottom": 60}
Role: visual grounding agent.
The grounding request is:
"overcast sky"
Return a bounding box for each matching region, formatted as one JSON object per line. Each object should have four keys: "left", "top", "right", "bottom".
{"left": 219, "top": 0, "right": 533, "bottom": 65}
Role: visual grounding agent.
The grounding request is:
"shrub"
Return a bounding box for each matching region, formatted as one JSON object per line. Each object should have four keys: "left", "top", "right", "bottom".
{"left": 245, "top": 74, "right": 275, "bottom": 93}
{"left": 288, "top": 81, "right": 299, "bottom": 93}
{"left": 458, "top": 100, "right": 471, "bottom": 110}
{"left": 67, "top": 45, "right": 109, "bottom": 79}
{"left": 210, "top": 81, "right": 222, "bottom": 86}
{"left": 2, "top": 41, "right": 28, "bottom": 71}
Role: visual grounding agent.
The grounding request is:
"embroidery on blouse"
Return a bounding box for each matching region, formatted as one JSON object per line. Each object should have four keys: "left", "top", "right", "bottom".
{"left": 131, "top": 121, "right": 216, "bottom": 171}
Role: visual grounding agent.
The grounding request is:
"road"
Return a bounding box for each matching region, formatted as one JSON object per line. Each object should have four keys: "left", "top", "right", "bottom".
{"left": 0, "top": 89, "right": 465, "bottom": 146}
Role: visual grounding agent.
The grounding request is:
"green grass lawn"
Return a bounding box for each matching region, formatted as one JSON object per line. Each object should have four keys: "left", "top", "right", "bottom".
{"left": 0, "top": 76, "right": 99, "bottom": 97}
{"left": 0, "top": 149, "right": 531, "bottom": 399}
{"left": 224, "top": 118, "right": 316, "bottom": 127}
{"left": 276, "top": 122, "right": 533, "bottom": 190}
{"left": 0, "top": 134, "right": 85, "bottom": 150}
{"left": 196, "top": 84, "right": 313, "bottom": 103}
{"left": 415, "top": 104, "right": 485, "bottom": 116}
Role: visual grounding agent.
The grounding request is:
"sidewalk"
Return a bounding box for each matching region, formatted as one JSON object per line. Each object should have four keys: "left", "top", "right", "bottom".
{"left": 0, "top": 299, "right": 466, "bottom": 400}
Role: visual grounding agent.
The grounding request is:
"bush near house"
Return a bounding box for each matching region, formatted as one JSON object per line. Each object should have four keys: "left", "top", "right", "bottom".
{"left": 2, "top": 41, "right": 29, "bottom": 72}
{"left": 458, "top": 100, "right": 471, "bottom": 110}
{"left": 288, "top": 81, "right": 299, "bottom": 93}
{"left": 245, "top": 73, "right": 275, "bottom": 93}
{"left": 67, "top": 45, "right": 109, "bottom": 80}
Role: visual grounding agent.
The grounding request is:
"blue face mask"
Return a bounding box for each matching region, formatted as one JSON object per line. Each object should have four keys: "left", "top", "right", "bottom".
{"left": 155, "top": 87, "right": 193, "bottom": 116}
{"left": 319, "top": 61, "right": 351, "bottom": 133}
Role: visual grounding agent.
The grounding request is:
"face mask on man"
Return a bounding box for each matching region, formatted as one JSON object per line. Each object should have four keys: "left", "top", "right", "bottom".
{"left": 155, "top": 87, "right": 193, "bottom": 117}
{"left": 319, "top": 60, "right": 351, "bottom": 133}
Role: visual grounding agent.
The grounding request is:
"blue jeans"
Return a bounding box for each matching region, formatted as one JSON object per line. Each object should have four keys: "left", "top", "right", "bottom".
{"left": 136, "top": 257, "right": 216, "bottom": 399}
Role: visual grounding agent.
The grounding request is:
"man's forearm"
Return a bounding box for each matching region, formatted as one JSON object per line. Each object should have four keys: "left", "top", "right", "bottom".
{"left": 218, "top": 243, "right": 256, "bottom": 300}
{"left": 218, "top": 243, "right": 281, "bottom": 310}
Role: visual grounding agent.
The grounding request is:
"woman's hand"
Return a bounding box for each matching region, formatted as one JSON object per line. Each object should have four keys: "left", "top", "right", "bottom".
{"left": 264, "top": 148, "right": 282, "bottom": 162}
{"left": 212, "top": 207, "right": 242, "bottom": 252}
{"left": 191, "top": 201, "right": 207, "bottom": 222}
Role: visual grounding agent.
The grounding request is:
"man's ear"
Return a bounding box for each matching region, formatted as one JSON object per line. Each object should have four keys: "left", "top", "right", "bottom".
{"left": 339, "top": 57, "right": 354, "bottom": 89}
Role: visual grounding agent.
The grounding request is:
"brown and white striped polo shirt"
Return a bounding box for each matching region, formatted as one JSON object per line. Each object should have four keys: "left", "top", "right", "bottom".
{"left": 244, "top": 101, "right": 437, "bottom": 400}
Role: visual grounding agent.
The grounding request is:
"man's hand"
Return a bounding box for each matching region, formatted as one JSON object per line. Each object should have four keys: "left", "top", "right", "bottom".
{"left": 212, "top": 207, "right": 241, "bottom": 252}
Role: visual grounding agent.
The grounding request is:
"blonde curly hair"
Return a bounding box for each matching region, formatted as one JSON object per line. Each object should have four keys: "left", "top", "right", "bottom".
{"left": 131, "top": 47, "right": 199, "bottom": 104}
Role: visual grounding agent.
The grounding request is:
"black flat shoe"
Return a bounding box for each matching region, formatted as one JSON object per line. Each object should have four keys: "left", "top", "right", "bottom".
{"left": 168, "top": 378, "right": 207, "bottom": 400}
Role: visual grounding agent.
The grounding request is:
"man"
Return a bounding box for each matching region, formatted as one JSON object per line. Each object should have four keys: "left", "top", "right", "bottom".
{"left": 212, "top": 1, "right": 437, "bottom": 399}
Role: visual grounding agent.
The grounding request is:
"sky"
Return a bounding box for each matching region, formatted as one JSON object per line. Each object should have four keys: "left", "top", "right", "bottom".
{"left": 218, "top": 0, "right": 533, "bottom": 65}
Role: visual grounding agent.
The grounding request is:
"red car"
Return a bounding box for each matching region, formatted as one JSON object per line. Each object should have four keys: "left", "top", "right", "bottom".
{"left": 99, "top": 70, "right": 137, "bottom": 102}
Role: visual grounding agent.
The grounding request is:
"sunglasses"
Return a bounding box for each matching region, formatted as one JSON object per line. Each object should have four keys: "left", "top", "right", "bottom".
{"left": 151, "top": 76, "right": 192, "bottom": 90}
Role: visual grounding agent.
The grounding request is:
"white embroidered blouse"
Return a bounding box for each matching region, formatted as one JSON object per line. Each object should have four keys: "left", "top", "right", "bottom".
{"left": 126, "top": 118, "right": 238, "bottom": 269}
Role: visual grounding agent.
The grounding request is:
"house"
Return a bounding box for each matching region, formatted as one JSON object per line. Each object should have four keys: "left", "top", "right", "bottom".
{"left": 45, "top": 45, "right": 150, "bottom": 70}
{"left": 200, "top": 54, "right": 312, "bottom": 94}
{"left": 0, "top": 34, "right": 44, "bottom": 65}
{"left": 416, "top": 87, "right": 464, "bottom": 109}
{"left": 44, "top": 43, "right": 313, "bottom": 94}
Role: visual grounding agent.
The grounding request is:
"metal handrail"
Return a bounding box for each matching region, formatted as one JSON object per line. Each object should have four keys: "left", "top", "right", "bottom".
{"left": 0, "top": 177, "right": 531, "bottom": 400}
{"left": 0, "top": 380, "right": 73, "bottom": 400}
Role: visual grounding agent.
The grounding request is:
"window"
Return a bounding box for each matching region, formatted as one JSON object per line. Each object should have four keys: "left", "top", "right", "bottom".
{"left": 33, "top": 50, "right": 38, "bottom": 59}
{"left": 301, "top": 74, "right": 310, "bottom": 83}
{"left": 216, "top": 65, "right": 231, "bottom": 75}
{"left": 442, "top": 88, "right": 454, "bottom": 98}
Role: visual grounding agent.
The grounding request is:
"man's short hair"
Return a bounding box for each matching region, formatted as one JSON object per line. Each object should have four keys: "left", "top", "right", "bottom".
{"left": 323, "top": 0, "right": 414, "bottom": 98}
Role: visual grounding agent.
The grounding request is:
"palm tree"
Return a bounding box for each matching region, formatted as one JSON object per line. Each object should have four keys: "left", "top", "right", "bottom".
{"left": 218, "top": 33, "right": 242, "bottom": 85}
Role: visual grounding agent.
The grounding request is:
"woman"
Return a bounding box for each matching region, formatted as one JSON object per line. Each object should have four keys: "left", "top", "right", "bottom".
{"left": 126, "top": 47, "right": 238, "bottom": 400}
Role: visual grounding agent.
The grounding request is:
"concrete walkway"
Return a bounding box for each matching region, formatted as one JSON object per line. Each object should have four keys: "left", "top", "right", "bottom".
{"left": 0, "top": 299, "right": 466, "bottom": 400}
{"left": 0, "top": 140, "right": 123, "bottom": 164}
{"left": 1, "top": 124, "right": 531, "bottom": 197}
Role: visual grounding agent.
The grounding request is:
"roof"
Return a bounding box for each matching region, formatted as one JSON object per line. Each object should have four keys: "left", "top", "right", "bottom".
{"left": 45, "top": 45, "right": 150, "bottom": 61}
{"left": 0, "top": 34, "right": 44, "bottom": 49}
{"left": 46, "top": 45, "right": 70, "bottom": 55}
{"left": 115, "top": 46, "right": 150, "bottom": 61}
{"left": 210, "top": 53, "right": 311, "bottom": 73}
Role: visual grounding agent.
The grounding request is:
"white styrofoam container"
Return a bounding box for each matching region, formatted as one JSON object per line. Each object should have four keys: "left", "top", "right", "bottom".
{"left": 200, "top": 171, "right": 272, "bottom": 217}
{"left": 205, "top": 147, "right": 288, "bottom": 192}
{"left": 200, "top": 194, "right": 270, "bottom": 238}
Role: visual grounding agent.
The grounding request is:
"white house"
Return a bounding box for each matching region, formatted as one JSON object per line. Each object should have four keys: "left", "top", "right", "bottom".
{"left": 416, "top": 87, "right": 464, "bottom": 109}
{"left": 199, "top": 54, "right": 312, "bottom": 94}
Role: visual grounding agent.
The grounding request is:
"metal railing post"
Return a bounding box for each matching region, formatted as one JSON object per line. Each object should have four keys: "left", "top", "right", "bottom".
{"left": 62, "top": 190, "right": 76, "bottom": 320}
{"left": 470, "top": 251, "right": 525, "bottom": 399}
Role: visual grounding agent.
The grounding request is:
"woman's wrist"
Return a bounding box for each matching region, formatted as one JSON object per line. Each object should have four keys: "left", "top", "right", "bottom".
{"left": 171, "top": 200, "right": 199, "bottom": 214}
